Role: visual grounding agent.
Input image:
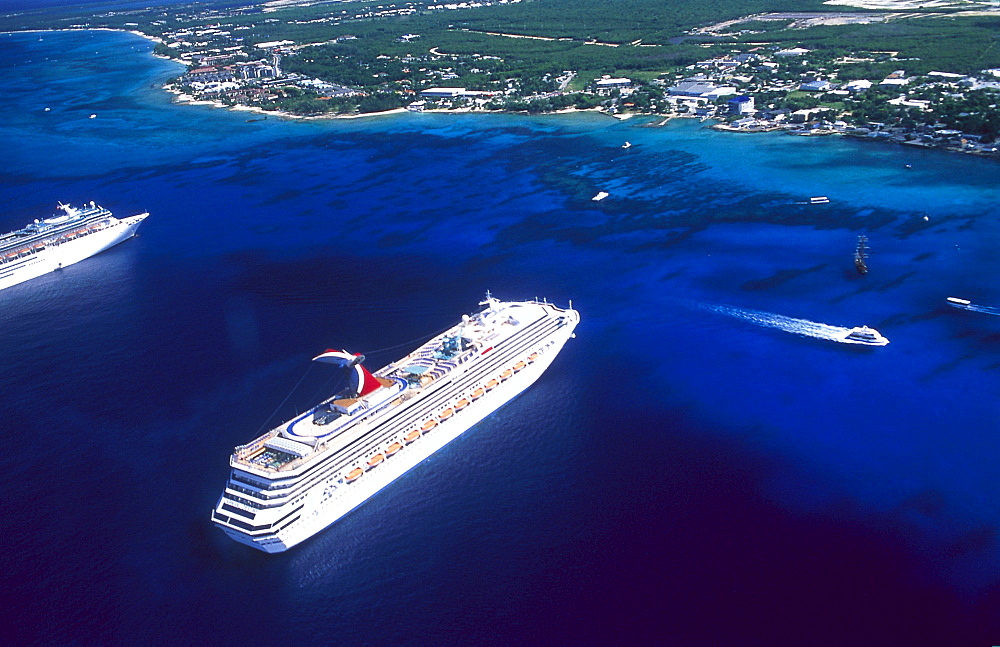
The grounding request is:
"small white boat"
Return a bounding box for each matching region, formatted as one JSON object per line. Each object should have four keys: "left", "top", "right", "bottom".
{"left": 592, "top": 191, "right": 609, "bottom": 201}
{"left": 89, "top": 114, "right": 97, "bottom": 119}
{"left": 947, "top": 297, "right": 971, "bottom": 306}
{"left": 622, "top": 141, "right": 631, "bottom": 149}
{"left": 841, "top": 326, "right": 889, "bottom": 346}
{"left": 809, "top": 196, "right": 830, "bottom": 204}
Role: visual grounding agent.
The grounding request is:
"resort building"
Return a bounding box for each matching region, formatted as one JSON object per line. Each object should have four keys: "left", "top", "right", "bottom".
{"left": 728, "top": 95, "right": 755, "bottom": 115}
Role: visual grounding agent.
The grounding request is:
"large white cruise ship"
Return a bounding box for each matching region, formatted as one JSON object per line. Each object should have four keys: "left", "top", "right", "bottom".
{"left": 212, "top": 295, "right": 580, "bottom": 553}
{"left": 0, "top": 201, "right": 149, "bottom": 292}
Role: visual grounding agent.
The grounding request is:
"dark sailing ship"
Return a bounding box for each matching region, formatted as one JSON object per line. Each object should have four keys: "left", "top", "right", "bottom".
{"left": 854, "top": 235, "right": 869, "bottom": 275}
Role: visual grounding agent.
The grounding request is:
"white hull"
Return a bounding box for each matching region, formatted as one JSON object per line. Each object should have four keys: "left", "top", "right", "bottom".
{"left": 840, "top": 325, "right": 889, "bottom": 346}
{"left": 214, "top": 299, "right": 579, "bottom": 553}
{"left": 0, "top": 213, "right": 146, "bottom": 291}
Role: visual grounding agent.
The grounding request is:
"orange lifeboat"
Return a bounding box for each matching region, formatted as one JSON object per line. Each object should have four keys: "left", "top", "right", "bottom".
{"left": 421, "top": 419, "right": 438, "bottom": 433}
{"left": 528, "top": 353, "right": 539, "bottom": 362}
{"left": 499, "top": 368, "right": 513, "bottom": 381}
{"left": 367, "top": 453, "right": 385, "bottom": 469}
{"left": 345, "top": 467, "right": 364, "bottom": 483}
{"left": 404, "top": 429, "right": 421, "bottom": 443}
{"left": 386, "top": 442, "right": 403, "bottom": 456}
{"left": 513, "top": 361, "right": 527, "bottom": 372}
{"left": 471, "top": 387, "right": 485, "bottom": 400}
{"left": 484, "top": 379, "right": 499, "bottom": 391}
{"left": 455, "top": 398, "right": 470, "bottom": 411}
{"left": 439, "top": 407, "right": 454, "bottom": 421}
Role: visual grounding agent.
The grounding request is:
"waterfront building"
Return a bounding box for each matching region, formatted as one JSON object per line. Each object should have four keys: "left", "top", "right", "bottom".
{"left": 728, "top": 95, "right": 755, "bottom": 115}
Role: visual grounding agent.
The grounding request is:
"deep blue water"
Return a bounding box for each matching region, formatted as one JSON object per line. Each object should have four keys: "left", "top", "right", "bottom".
{"left": 2, "top": 29, "right": 1000, "bottom": 645}
{"left": 3, "top": 0, "right": 218, "bottom": 12}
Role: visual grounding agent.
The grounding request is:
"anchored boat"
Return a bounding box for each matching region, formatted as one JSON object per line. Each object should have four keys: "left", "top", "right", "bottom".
{"left": 212, "top": 294, "right": 580, "bottom": 553}
{"left": 0, "top": 201, "right": 148, "bottom": 291}
{"left": 854, "top": 235, "right": 869, "bottom": 275}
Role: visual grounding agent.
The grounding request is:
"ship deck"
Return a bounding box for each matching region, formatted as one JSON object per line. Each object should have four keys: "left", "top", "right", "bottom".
{"left": 0, "top": 205, "right": 114, "bottom": 261}
{"left": 230, "top": 300, "right": 547, "bottom": 475}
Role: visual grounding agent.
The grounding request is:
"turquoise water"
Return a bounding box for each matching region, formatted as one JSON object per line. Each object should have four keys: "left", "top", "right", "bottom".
{"left": 2, "top": 28, "right": 999, "bottom": 644}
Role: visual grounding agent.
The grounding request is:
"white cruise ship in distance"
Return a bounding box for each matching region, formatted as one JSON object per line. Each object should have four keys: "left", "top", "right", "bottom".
{"left": 212, "top": 294, "right": 580, "bottom": 553}
{"left": 0, "top": 201, "right": 149, "bottom": 292}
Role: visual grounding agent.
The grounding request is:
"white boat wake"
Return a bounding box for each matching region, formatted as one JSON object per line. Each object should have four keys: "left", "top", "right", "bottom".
{"left": 947, "top": 298, "right": 1000, "bottom": 316}
{"left": 706, "top": 304, "right": 859, "bottom": 343}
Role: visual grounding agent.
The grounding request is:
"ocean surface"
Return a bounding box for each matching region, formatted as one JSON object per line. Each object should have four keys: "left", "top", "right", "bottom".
{"left": 2, "top": 29, "right": 999, "bottom": 645}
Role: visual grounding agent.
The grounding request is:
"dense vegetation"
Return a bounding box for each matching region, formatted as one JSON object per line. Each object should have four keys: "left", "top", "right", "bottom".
{"left": 731, "top": 15, "right": 1000, "bottom": 74}
{"left": 4, "top": 0, "right": 1000, "bottom": 131}
{"left": 4, "top": 0, "right": 999, "bottom": 77}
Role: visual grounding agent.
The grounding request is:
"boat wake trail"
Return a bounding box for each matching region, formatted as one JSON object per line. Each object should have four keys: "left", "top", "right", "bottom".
{"left": 948, "top": 299, "right": 1000, "bottom": 316}
{"left": 706, "top": 304, "right": 854, "bottom": 343}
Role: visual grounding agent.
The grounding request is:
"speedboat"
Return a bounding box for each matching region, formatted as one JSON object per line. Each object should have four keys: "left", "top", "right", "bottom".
{"left": 592, "top": 191, "right": 609, "bottom": 201}
{"left": 947, "top": 297, "right": 971, "bottom": 306}
{"left": 841, "top": 325, "right": 889, "bottom": 346}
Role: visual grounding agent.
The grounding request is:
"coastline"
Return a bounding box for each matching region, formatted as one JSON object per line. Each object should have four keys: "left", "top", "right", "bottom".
{"left": 5, "top": 27, "right": 997, "bottom": 159}
{"left": 711, "top": 119, "right": 999, "bottom": 160}
{"left": 1, "top": 26, "right": 163, "bottom": 45}
{"left": 168, "top": 85, "right": 410, "bottom": 120}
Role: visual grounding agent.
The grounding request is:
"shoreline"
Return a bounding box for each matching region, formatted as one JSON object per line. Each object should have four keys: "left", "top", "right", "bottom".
{"left": 1, "top": 26, "right": 164, "bottom": 45}
{"left": 7, "top": 27, "right": 998, "bottom": 159}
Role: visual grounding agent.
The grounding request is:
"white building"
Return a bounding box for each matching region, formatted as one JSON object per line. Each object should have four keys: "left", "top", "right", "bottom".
{"left": 844, "top": 79, "right": 873, "bottom": 92}
{"left": 799, "top": 80, "right": 832, "bottom": 92}
{"left": 255, "top": 40, "right": 295, "bottom": 49}
{"left": 775, "top": 47, "right": 810, "bottom": 57}
{"left": 595, "top": 76, "right": 632, "bottom": 89}
{"left": 728, "top": 95, "right": 755, "bottom": 114}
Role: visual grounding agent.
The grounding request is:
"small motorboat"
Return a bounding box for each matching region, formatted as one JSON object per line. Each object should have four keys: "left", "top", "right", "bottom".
{"left": 947, "top": 297, "right": 971, "bottom": 306}
{"left": 592, "top": 191, "right": 609, "bottom": 201}
{"left": 841, "top": 325, "right": 889, "bottom": 346}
